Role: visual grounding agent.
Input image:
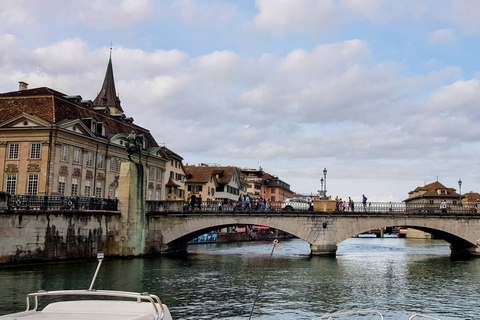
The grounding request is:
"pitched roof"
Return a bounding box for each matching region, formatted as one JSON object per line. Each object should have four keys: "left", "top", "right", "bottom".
{"left": 463, "top": 192, "right": 480, "bottom": 202}
{"left": 166, "top": 178, "right": 180, "bottom": 187}
{"left": 161, "top": 146, "right": 184, "bottom": 161}
{"left": 184, "top": 165, "right": 239, "bottom": 184}
{"left": 93, "top": 57, "right": 123, "bottom": 113}
{"left": 406, "top": 181, "right": 460, "bottom": 201}
{"left": 0, "top": 87, "right": 158, "bottom": 149}
{"left": 186, "top": 166, "right": 239, "bottom": 185}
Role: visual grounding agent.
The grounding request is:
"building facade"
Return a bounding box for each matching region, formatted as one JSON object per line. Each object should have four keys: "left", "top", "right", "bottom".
{"left": 0, "top": 57, "right": 170, "bottom": 200}
{"left": 161, "top": 147, "right": 187, "bottom": 200}
{"left": 405, "top": 181, "right": 461, "bottom": 209}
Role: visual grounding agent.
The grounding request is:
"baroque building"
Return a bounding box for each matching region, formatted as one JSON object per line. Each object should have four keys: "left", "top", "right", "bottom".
{"left": 0, "top": 56, "right": 182, "bottom": 200}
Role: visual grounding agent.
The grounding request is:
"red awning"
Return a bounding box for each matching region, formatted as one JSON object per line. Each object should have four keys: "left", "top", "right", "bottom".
{"left": 252, "top": 226, "right": 270, "bottom": 229}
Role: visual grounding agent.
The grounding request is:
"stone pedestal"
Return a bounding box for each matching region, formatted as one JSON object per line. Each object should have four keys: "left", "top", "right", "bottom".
{"left": 117, "top": 161, "right": 146, "bottom": 256}
{"left": 310, "top": 243, "right": 338, "bottom": 256}
{"left": 0, "top": 192, "right": 8, "bottom": 212}
{"left": 313, "top": 200, "right": 337, "bottom": 212}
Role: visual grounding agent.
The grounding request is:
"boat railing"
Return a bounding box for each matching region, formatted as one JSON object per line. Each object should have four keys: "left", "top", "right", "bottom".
{"left": 25, "top": 289, "right": 166, "bottom": 320}
{"left": 409, "top": 315, "right": 441, "bottom": 320}
{"left": 313, "top": 310, "right": 384, "bottom": 319}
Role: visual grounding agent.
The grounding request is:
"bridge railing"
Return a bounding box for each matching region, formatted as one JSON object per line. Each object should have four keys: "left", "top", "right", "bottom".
{"left": 6, "top": 194, "right": 118, "bottom": 211}
{"left": 180, "top": 200, "right": 479, "bottom": 215}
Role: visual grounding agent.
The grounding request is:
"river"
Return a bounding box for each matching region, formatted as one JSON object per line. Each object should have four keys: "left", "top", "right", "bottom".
{"left": 1, "top": 237, "right": 479, "bottom": 319}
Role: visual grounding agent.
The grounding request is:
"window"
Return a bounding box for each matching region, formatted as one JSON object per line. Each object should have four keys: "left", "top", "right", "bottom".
{"left": 27, "top": 174, "right": 38, "bottom": 195}
{"left": 108, "top": 186, "right": 114, "bottom": 198}
{"left": 155, "top": 190, "right": 160, "bottom": 200}
{"left": 110, "top": 157, "right": 116, "bottom": 172}
{"left": 30, "top": 143, "right": 41, "bottom": 159}
{"left": 97, "top": 154, "right": 104, "bottom": 169}
{"left": 71, "top": 177, "right": 79, "bottom": 196}
{"left": 188, "top": 185, "right": 202, "bottom": 193}
{"left": 156, "top": 168, "right": 162, "bottom": 181}
{"left": 170, "top": 171, "right": 174, "bottom": 179}
{"left": 8, "top": 144, "right": 19, "bottom": 159}
{"left": 149, "top": 167, "right": 155, "bottom": 180}
{"left": 73, "top": 148, "right": 81, "bottom": 164}
{"left": 271, "top": 196, "right": 276, "bottom": 202}
{"left": 86, "top": 152, "right": 94, "bottom": 167}
{"left": 271, "top": 188, "right": 276, "bottom": 194}
{"left": 85, "top": 180, "right": 92, "bottom": 197}
{"left": 58, "top": 176, "right": 66, "bottom": 195}
{"left": 6, "top": 175, "right": 16, "bottom": 195}
{"left": 96, "top": 182, "right": 103, "bottom": 198}
{"left": 147, "top": 189, "right": 153, "bottom": 200}
{"left": 116, "top": 158, "right": 122, "bottom": 172}
{"left": 61, "top": 145, "right": 69, "bottom": 162}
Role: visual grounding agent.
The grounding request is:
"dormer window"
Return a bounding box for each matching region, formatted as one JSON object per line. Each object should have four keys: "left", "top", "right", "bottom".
{"left": 96, "top": 122, "right": 107, "bottom": 137}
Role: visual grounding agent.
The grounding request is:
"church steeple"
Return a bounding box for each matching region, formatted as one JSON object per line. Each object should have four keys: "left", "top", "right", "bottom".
{"left": 93, "top": 52, "right": 124, "bottom": 115}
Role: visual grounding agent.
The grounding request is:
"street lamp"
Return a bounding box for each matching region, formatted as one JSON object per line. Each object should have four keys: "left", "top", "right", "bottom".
{"left": 320, "top": 177, "right": 324, "bottom": 199}
{"left": 458, "top": 179, "right": 462, "bottom": 206}
{"left": 323, "top": 168, "right": 327, "bottom": 200}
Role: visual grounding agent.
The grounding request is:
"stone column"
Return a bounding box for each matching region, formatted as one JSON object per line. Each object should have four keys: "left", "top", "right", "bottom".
{"left": 117, "top": 161, "right": 146, "bottom": 256}
{"left": 310, "top": 243, "right": 338, "bottom": 256}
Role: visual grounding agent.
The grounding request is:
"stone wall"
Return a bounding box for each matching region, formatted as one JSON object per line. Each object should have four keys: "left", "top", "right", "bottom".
{"left": 0, "top": 210, "right": 123, "bottom": 264}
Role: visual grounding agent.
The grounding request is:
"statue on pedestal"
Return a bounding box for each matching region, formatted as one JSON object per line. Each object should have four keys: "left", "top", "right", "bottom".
{"left": 124, "top": 131, "right": 144, "bottom": 162}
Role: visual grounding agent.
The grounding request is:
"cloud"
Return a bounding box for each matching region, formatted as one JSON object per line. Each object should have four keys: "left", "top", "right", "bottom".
{"left": 0, "top": 28, "right": 478, "bottom": 200}
{"left": 449, "top": 0, "right": 480, "bottom": 34}
{"left": 250, "top": 0, "right": 438, "bottom": 35}
{"left": 428, "top": 28, "right": 458, "bottom": 44}
{"left": 251, "top": 0, "right": 344, "bottom": 35}
{"left": 171, "top": 0, "right": 237, "bottom": 24}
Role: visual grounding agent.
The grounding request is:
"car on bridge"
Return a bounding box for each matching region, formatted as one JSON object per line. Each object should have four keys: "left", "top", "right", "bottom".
{"left": 281, "top": 198, "right": 313, "bottom": 211}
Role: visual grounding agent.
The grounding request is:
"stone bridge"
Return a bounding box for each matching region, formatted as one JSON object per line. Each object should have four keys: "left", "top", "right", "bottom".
{"left": 146, "top": 211, "right": 480, "bottom": 257}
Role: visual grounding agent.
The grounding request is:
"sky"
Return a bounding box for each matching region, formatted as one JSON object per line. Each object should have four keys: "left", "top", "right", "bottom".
{"left": 1, "top": 0, "right": 480, "bottom": 202}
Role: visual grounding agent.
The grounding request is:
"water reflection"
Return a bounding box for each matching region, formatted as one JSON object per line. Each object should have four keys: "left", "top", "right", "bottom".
{"left": 1, "top": 238, "right": 479, "bottom": 319}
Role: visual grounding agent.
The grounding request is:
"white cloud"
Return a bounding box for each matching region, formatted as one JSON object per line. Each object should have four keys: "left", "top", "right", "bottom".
{"left": 0, "top": 1, "right": 32, "bottom": 33}
{"left": 251, "top": 0, "right": 343, "bottom": 35}
{"left": 74, "top": 0, "right": 154, "bottom": 29}
{"left": 428, "top": 28, "right": 458, "bottom": 44}
{"left": 0, "top": 30, "right": 480, "bottom": 200}
{"left": 251, "top": 0, "right": 437, "bottom": 35}
{"left": 449, "top": 0, "right": 480, "bottom": 34}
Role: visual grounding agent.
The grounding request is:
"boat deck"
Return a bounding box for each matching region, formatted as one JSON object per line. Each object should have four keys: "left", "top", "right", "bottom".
{"left": 0, "top": 300, "right": 172, "bottom": 320}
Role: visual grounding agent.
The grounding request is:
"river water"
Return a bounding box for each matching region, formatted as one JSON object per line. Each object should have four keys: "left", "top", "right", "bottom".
{"left": 1, "top": 237, "right": 479, "bottom": 319}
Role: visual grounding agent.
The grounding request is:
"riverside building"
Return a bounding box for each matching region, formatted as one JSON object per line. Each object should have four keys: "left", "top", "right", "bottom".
{"left": 0, "top": 57, "right": 185, "bottom": 200}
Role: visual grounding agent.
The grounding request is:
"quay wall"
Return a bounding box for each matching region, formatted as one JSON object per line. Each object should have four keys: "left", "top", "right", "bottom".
{"left": 0, "top": 210, "right": 132, "bottom": 264}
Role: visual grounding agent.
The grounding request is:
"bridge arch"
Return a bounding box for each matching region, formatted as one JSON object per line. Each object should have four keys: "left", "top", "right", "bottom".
{"left": 148, "top": 213, "right": 480, "bottom": 257}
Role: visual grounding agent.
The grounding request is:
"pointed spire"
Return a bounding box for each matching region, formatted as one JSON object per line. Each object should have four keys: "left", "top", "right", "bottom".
{"left": 93, "top": 49, "right": 124, "bottom": 114}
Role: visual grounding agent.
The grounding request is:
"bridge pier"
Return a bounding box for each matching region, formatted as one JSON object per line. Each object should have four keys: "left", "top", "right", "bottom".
{"left": 161, "top": 242, "right": 189, "bottom": 255}
{"left": 310, "top": 243, "right": 338, "bottom": 257}
{"left": 451, "top": 244, "right": 480, "bottom": 257}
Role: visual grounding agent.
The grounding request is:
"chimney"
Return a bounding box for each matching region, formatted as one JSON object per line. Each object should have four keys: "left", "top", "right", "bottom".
{"left": 19, "top": 81, "right": 29, "bottom": 91}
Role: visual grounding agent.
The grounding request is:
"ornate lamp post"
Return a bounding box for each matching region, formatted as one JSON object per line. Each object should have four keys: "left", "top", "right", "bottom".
{"left": 320, "top": 177, "right": 324, "bottom": 199}
{"left": 323, "top": 168, "right": 327, "bottom": 199}
{"left": 458, "top": 179, "right": 462, "bottom": 207}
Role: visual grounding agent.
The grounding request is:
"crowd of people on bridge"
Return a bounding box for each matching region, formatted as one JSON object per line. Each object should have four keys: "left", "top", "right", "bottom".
{"left": 335, "top": 194, "right": 369, "bottom": 212}
{"left": 186, "top": 194, "right": 272, "bottom": 211}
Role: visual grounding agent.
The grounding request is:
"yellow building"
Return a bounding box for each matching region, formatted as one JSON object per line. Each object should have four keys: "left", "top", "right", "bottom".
{"left": 0, "top": 57, "right": 169, "bottom": 199}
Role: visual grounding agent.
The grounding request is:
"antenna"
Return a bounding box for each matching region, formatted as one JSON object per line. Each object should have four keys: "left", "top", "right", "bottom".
{"left": 89, "top": 251, "right": 104, "bottom": 291}
{"left": 248, "top": 240, "right": 279, "bottom": 319}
